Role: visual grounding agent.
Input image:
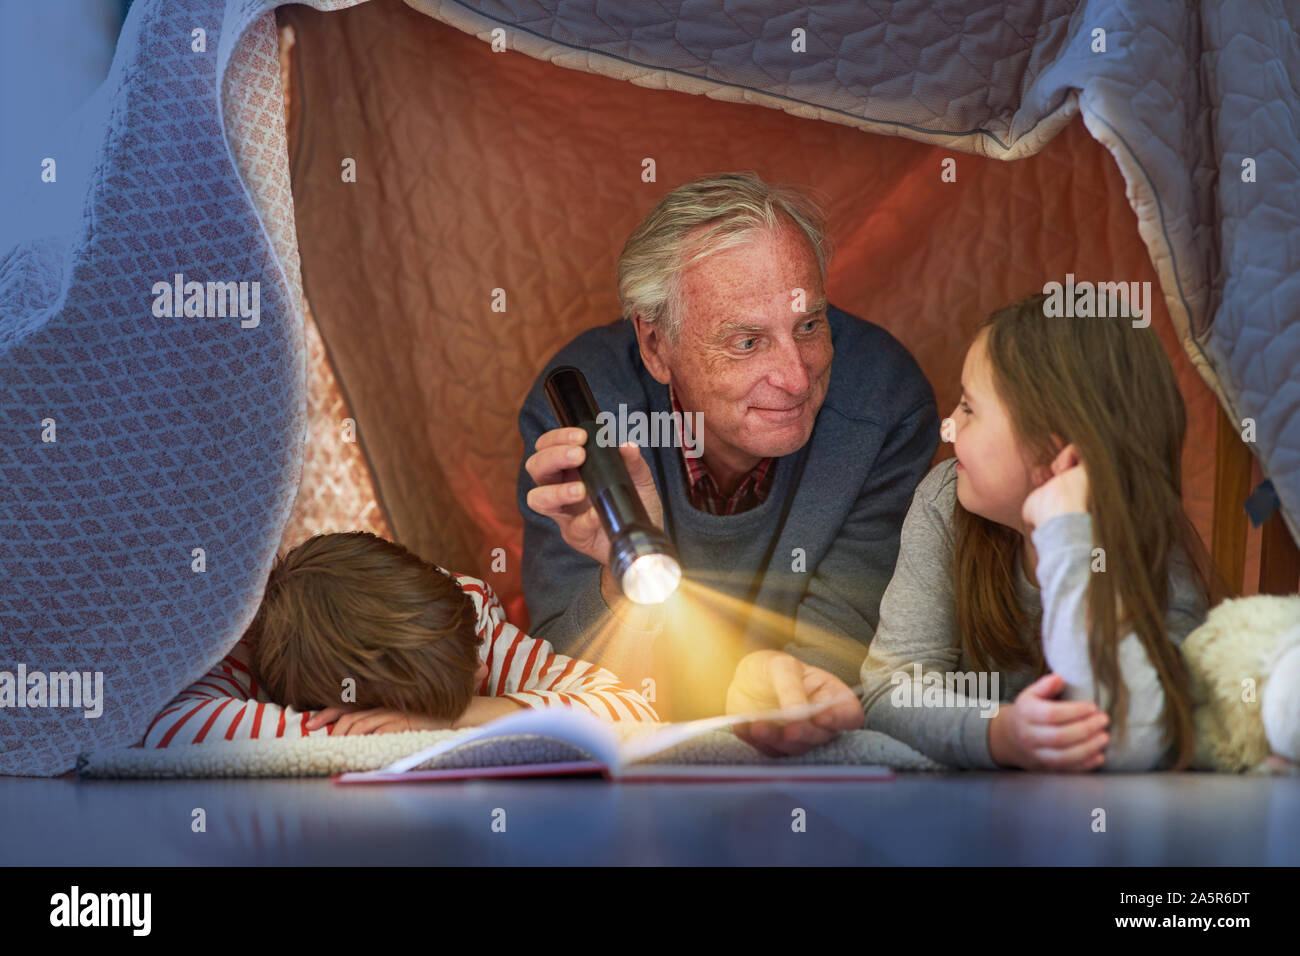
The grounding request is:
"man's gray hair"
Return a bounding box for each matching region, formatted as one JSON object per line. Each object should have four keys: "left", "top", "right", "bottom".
{"left": 616, "top": 172, "right": 833, "bottom": 343}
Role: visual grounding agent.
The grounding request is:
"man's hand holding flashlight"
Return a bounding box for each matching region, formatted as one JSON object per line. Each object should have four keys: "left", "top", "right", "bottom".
{"left": 525, "top": 427, "right": 665, "bottom": 608}
{"left": 727, "top": 650, "right": 865, "bottom": 756}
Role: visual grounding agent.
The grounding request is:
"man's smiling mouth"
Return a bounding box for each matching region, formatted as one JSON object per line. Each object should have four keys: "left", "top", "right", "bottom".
{"left": 751, "top": 400, "right": 806, "bottom": 419}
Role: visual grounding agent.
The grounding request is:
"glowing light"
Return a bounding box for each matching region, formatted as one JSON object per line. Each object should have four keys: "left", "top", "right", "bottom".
{"left": 560, "top": 570, "right": 869, "bottom": 720}
{"left": 621, "top": 553, "right": 682, "bottom": 604}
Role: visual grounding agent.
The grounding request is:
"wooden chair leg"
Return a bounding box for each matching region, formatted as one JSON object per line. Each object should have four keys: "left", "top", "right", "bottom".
{"left": 1259, "top": 511, "right": 1300, "bottom": 595}
{"left": 1212, "top": 405, "right": 1251, "bottom": 598}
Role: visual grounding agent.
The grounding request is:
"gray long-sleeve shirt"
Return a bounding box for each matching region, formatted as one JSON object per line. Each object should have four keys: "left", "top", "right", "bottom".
{"left": 860, "top": 458, "right": 1207, "bottom": 770}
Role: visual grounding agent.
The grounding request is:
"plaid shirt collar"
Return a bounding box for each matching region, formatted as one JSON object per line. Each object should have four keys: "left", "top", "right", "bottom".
{"left": 669, "top": 385, "right": 775, "bottom": 516}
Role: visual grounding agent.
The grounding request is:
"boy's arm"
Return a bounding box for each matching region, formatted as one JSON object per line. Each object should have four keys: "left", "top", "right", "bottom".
{"left": 141, "top": 640, "right": 337, "bottom": 747}
{"left": 465, "top": 577, "right": 660, "bottom": 722}
{"left": 453, "top": 695, "right": 528, "bottom": 727}
{"left": 502, "top": 648, "right": 660, "bottom": 721}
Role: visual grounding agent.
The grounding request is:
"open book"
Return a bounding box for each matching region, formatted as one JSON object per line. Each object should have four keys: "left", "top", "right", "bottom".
{"left": 335, "top": 694, "right": 891, "bottom": 784}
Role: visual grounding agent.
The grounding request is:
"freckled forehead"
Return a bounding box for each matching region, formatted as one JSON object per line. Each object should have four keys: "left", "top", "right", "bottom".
{"left": 677, "top": 223, "right": 823, "bottom": 332}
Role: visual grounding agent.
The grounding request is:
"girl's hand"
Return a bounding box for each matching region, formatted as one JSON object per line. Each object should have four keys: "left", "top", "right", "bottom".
{"left": 1021, "top": 443, "right": 1090, "bottom": 531}
{"left": 989, "top": 673, "right": 1110, "bottom": 771}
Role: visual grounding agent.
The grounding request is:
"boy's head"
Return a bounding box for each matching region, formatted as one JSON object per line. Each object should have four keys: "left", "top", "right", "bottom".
{"left": 246, "top": 531, "right": 484, "bottom": 719}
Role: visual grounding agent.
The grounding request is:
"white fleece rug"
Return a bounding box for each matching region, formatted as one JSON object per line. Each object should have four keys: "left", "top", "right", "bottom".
{"left": 75, "top": 724, "right": 945, "bottom": 778}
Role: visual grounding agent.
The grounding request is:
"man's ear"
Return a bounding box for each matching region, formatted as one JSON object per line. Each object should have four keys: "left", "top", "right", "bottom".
{"left": 632, "top": 313, "right": 672, "bottom": 386}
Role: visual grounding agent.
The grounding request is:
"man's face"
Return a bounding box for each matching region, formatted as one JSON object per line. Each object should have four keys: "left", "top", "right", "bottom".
{"left": 653, "top": 221, "right": 833, "bottom": 472}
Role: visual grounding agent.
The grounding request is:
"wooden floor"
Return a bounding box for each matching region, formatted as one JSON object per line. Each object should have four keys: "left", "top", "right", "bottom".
{"left": 2, "top": 770, "right": 1297, "bottom": 865}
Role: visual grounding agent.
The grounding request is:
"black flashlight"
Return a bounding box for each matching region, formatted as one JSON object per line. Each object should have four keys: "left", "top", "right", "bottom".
{"left": 544, "top": 366, "right": 681, "bottom": 604}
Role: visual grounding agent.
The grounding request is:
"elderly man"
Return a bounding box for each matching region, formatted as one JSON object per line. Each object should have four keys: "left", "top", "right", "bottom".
{"left": 517, "top": 172, "right": 938, "bottom": 754}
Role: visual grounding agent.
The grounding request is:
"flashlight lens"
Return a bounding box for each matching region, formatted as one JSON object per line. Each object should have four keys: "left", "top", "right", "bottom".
{"left": 621, "top": 553, "right": 681, "bottom": 604}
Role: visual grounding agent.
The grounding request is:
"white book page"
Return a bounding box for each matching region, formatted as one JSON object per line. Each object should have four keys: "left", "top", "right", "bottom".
{"left": 616, "top": 764, "right": 891, "bottom": 780}
{"left": 373, "top": 685, "right": 864, "bottom": 776}
{"left": 375, "top": 707, "right": 620, "bottom": 775}
{"left": 617, "top": 692, "right": 855, "bottom": 765}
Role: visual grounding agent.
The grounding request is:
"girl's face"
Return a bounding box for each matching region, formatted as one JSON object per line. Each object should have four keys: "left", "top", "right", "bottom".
{"left": 950, "top": 329, "right": 1041, "bottom": 530}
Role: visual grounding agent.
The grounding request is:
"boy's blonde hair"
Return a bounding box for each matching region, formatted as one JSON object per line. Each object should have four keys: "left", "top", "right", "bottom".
{"left": 245, "top": 531, "right": 482, "bottom": 719}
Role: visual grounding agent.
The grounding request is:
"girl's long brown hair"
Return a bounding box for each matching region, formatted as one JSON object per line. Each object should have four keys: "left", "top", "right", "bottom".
{"left": 953, "top": 294, "right": 1224, "bottom": 770}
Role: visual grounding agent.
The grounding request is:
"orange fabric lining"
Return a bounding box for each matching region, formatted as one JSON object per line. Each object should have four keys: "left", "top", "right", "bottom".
{"left": 279, "top": 1, "right": 1220, "bottom": 625}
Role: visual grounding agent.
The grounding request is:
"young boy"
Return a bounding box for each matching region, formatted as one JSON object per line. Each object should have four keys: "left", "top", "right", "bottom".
{"left": 144, "top": 531, "right": 658, "bottom": 747}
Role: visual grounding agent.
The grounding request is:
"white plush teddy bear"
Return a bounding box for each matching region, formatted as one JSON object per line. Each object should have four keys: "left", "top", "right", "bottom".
{"left": 1183, "top": 594, "right": 1300, "bottom": 772}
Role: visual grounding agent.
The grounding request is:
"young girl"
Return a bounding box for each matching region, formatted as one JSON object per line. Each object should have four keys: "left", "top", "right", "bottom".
{"left": 859, "top": 293, "right": 1222, "bottom": 771}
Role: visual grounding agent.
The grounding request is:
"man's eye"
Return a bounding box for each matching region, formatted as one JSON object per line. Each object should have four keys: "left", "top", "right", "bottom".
{"left": 799, "top": 319, "right": 819, "bottom": 333}
{"left": 960, "top": 400, "right": 972, "bottom": 415}
{"left": 736, "top": 338, "right": 758, "bottom": 352}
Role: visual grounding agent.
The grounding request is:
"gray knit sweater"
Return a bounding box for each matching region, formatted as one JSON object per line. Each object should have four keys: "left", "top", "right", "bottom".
{"left": 517, "top": 308, "right": 939, "bottom": 715}
{"left": 859, "top": 458, "right": 1208, "bottom": 771}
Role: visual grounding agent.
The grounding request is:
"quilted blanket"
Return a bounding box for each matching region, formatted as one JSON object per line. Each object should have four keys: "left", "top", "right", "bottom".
{"left": 3, "top": 0, "right": 1296, "bottom": 775}
{"left": 0, "top": 0, "right": 355, "bottom": 775}
{"left": 403, "top": 0, "right": 1298, "bottom": 530}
